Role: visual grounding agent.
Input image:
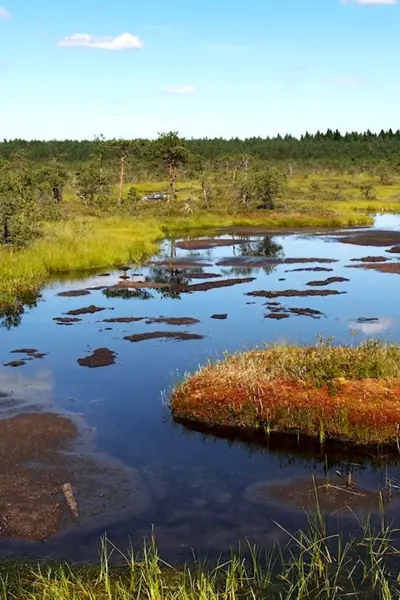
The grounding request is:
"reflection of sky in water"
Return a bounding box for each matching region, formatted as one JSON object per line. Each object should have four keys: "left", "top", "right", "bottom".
{"left": 1, "top": 219, "right": 400, "bottom": 559}
{"left": 349, "top": 317, "right": 394, "bottom": 336}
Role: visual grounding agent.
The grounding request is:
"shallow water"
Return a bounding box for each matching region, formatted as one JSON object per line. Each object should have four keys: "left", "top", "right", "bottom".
{"left": 1, "top": 215, "right": 400, "bottom": 561}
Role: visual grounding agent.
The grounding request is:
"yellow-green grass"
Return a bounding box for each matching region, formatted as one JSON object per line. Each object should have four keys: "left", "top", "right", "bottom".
{"left": 0, "top": 199, "right": 376, "bottom": 311}
{"left": 0, "top": 217, "right": 163, "bottom": 310}
{"left": 171, "top": 341, "right": 400, "bottom": 446}
{"left": 1, "top": 516, "right": 400, "bottom": 599}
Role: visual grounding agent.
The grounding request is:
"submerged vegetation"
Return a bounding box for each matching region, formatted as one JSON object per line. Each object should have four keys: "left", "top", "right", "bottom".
{"left": 3, "top": 512, "right": 400, "bottom": 599}
{"left": 171, "top": 340, "right": 400, "bottom": 446}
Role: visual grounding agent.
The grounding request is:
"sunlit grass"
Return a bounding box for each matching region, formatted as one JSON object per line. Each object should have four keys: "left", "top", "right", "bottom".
{"left": 1, "top": 512, "right": 400, "bottom": 599}
{"left": 171, "top": 340, "right": 400, "bottom": 446}
{"left": 3, "top": 169, "right": 400, "bottom": 310}
{"left": 0, "top": 217, "right": 163, "bottom": 309}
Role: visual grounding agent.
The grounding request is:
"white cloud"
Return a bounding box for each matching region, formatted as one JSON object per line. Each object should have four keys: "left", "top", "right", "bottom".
{"left": 342, "top": 0, "right": 398, "bottom": 5}
{"left": 0, "top": 7, "right": 10, "bottom": 20}
{"left": 58, "top": 32, "right": 144, "bottom": 51}
{"left": 163, "top": 85, "right": 196, "bottom": 95}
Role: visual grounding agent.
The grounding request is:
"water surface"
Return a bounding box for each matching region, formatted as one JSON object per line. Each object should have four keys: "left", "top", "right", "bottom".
{"left": 1, "top": 215, "right": 400, "bottom": 561}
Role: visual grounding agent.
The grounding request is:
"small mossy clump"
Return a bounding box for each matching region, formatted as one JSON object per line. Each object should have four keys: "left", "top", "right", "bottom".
{"left": 171, "top": 340, "right": 400, "bottom": 446}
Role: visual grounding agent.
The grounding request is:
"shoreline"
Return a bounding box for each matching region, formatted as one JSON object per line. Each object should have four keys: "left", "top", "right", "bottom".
{"left": 0, "top": 208, "right": 375, "bottom": 313}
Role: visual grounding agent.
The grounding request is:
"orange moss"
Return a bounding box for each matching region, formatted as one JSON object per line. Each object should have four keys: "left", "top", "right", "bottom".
{"left": 172, "top": 371, "right": 400, "bottom": 446}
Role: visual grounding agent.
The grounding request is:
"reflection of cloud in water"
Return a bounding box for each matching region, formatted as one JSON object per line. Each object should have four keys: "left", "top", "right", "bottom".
{"left": 0, "top": 369, "right": 53, "bottom": 413}
{"left": 349, "top": 318, "right": 394, "bottom": 336}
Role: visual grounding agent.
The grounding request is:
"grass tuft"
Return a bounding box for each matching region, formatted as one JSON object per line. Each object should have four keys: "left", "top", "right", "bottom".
{"left": 1, "top": 513, "right": 400, "bottom": 598}
{"left": 171, "top": 340, "right": 400, "bottom": 446}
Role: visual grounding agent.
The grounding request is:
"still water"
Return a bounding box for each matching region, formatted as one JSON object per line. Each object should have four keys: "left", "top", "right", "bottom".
{"left": 1, "top": 215, "right": 400, "bottom": 561}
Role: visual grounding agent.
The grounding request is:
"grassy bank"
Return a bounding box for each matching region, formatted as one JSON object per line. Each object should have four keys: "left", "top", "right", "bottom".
{"left": 171, "top": 340, "right": 400, "bottom": 446}
{"left": 2, "top": 515, "right": 400, "bottom": 599}
{"left": 0, "top": 200, "right": 376, "bottom": 311}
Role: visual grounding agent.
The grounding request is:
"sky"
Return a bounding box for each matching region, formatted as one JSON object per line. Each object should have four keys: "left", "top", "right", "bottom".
{"left": 0, "top": 0, "right": 399, "bottom": 140}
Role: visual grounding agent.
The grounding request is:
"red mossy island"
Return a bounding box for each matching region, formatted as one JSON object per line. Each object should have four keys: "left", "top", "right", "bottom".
{"left": 170, "top": 341, "right": 400, "bottom": 446}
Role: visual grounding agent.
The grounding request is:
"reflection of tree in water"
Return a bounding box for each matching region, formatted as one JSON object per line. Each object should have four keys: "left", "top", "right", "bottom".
{"left": 147, "top": 266, "right": 206, "bottom": 300}
{"left": 102, "top": 288, "right": 153, "bottom": 301}
{"left": 0, "top": 292, "right": 40, "bottom": 329}
{"left": 237, "top": 236, "right": 284, "bottom": 259}
{"left": 227, "top": 236, "right": 284, "bottom": 277}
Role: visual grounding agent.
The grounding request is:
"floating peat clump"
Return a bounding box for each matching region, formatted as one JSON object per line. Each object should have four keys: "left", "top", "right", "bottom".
{"left": 247, "top": 289, "right": 345, "bottom": 299}
{"left": 347, "top": 262, "right": 400, "bottom": 275}
{"left": 306, "top": 277, "right": 349, "bottom": 287}
{"left": 77, "top": 347, "right": 116, "bottom": 368}
{"left": 171, "top": 341, "right": 400, "bottom": 447}
{"left": 124, "top": 331, "right": 204, "bottom": 343}
{"left": 145, "top": 317, "right": 200, "bottom": 326}
{"left": 67, "top": 305, "right": 108, "bottom": 316}
{"left": 57, "top": 289, "right": 91, "bottom": 297}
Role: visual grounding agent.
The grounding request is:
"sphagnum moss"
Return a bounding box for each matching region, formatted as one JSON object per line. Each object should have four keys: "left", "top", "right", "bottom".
{"left": 171, "top": 341, "right": 400, "bottom": 446}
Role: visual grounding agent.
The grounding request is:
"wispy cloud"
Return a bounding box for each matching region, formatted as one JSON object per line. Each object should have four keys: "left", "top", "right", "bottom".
{"left": 0, "top": 7, "right": 11, "bottom": 20}
{"left": 58, "top": 33, "right": 144, "bottom": 51}
{"left": 342, "top": 0, "right": 398, "bottom": 5}
{"left": 163, "top": 85, "right": 196, "bottom": 95}
{"left": 329, "top": 75, "right": 365, "bottom": 85}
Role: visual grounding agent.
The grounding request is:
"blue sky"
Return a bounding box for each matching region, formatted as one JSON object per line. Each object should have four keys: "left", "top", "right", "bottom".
{"left": 0, "top": 0, "right": 399, "bottom": 140}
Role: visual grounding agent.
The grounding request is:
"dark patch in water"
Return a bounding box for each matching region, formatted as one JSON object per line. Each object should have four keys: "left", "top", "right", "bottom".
{"left": 67, "top": 305, "right": 108, "bottom": 316}
{"left": 306, "top": 277, "right": 349, "bottom": 287}
{"left": 57, "top": 290, "right": 91, "bottom": 298}
{"left": 248, "top": 289, "right": 346, "bottom": 299}
{"left": 346, "top": 263, "right": 400, "bottom": 274}
{"left": 285, "top": 267, "right": 334, "bottom": 273}
{"left": 245, "top": 476, "right": 394, "bottom": 515}
{"left": 119, "top": 275, "right": 130, "bottom": 281}
{"left": 103, "top": 317, "right": 144, "bottom": 323}
{"left": 356, "top": 317, "right": 379, "bottom": 323}
{"left": 265, "top": 313, "right": 290, "bottom": 320}
{"left": 124, "top": 331, "right": 204, "bottom": 343}
{"left": 98, "top": 273, "right": 111, "bottom": 277}
{"left": 386, "top": 246, "right": 400, "bottom": 254}
{"left": 53, "top": 317, "right": 82, "bottom": 324}
{"left": 184, "top": 272, "right": 221, "bottom": 280}
{"left": 145, "top": 317, "right": 200, "bottom": 326}
{"left": 4, "top": 360, "right": 26, "bottom": 368}
{"left": 289, "top": 308, "right": 324, "bottom": 318}
{"left": 181, "top": 278, "right": 255, "bottom": 293}
{"left": 334, "top": 230, "right": 400, "bottom": 247}
{"left": 77, "top": 347, "right": 116, "bottom": 368}
{"left": 0, "top": 413, "right": 77, "bottom": 541}
{"left": 211, "top": 314, "right": 228, "bottom": 320}
{"left": 10, "top": 348, "right": 38, "bottom": 355}
{"left": 350, "top": 256, "right": 390, "bottom": 263}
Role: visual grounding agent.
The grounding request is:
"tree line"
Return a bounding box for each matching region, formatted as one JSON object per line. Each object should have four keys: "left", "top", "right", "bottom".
{"left": 1, "top": 129, "right": 400, "bottom": 167}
